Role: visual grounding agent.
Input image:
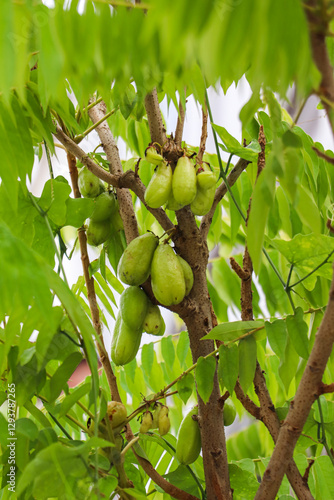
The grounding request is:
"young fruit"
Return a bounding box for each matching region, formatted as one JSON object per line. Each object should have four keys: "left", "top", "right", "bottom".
{"left": 165, "top": 189, "right": 184, "bottom": 211}
{"left": 145, "top": 145, "right": 164, "bottom": 165}
{"left": 151, "top": 244, "right": 186, "bottom": 306}
{"left": 144, "top": 161, "right": 173, "bottom": 209}
{"left": 172, "top": 156, "right": 197, "bottom": 206}
{"left": 110, "top": 314, "right": 142, "bottom": 366}
{"left": 107, "top": 401, "right": 127, "bottom": 428}
{"left": 176, "top": 407, "right": 201, "bottom": 465}
{"left": 119, "top": 286, "right": 148, "bottom": 331}
{"left": 158, "top": 406, "right": 170, "bottom": 436}
{"left": 139, "top": 411, "right": 153, "bottom": 433}
{"left": 223, "top": 401, "right": 236, "bottom": 426}
{"left": 78, "top": 166, "right": 103, "bottom": 198}
{"left": 190, "top": 185, "right": 215, "bottom": 216}
{"left": 111, "top": 209, "right": 124, "bottom": 232}
{"left": 86, "top": 219, "right": 112, "bottom": 246}
{"left": 151, "top": 404, "right": 162, "bottom": 429}
{"left": 176, "top": 255, "right": 194, "bottom": 296}
{"left": 196, "top": 165, "right": 216, "bottom": 190}
{"left": 90, "top": 192, "right": 118, "bottom": 222}
{"left": 117, "top": 232, "right": 159, "bottom": 286}
{"left": 143, "top": 302, "right": 164, "bottom": 336}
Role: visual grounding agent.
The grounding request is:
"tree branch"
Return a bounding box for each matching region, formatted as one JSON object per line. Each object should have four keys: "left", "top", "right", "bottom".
{"left": 55, "top": 124, "right": 174, "bottom": 235}
{"left": 304, "top": 1, "right": 334, "bottom": 134}
{"left": 197, "top": 106, "right": 208, "bottom": 163}
{"left": 145, "top": 88, "right": 167, "bottom": 145}
{"left": 175, "top": 97, "right": 185, "bottom": 147}
{"left": 67, "top": 152, "right": 123, "bottom": 403}
{"left": 254, "top": 265, "right": 334, "bottom": 500}
{"left": 88, "top": 101, "right": 139, "bottom": 243}
{"left": 200, "top": 158, "right": 249, "bottom": 239}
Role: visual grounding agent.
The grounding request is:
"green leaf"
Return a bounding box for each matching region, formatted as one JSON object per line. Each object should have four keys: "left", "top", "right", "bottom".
{"left": 58, "top": 383, "right": 91, "bottom": 418}
{"left": 313, "top": 456, "right": 334, "bottom": 500}
{"left": 218, "top": 344, "right": 239, "bottom": 395}
{"left": 16, "top": 418, "right": 39, "bottom": 440}
{"left": 213, "top": 124, "right": 261, "bottom": 161}
{"left": 229, "top": 463, "right": 259, "bottom": 499}
{"left": 49, "top": 352, "right": 83, "bottom": 402}
{"left": 265, "top": 320, "right": 287, "bottom": 359}
{"left": 195, "top": 356, "right": 216, "bottom": 404}
{"left": 65, "top": 197, "right": 95, "bottom": 228}
{"left": 247, "top": 163, "right": 276, "bottom": 274}
{"left": 286, "top": 307, "right": 309, "bottom": 359}
{"left": 160, "top": 336, "right": 175, "bottom": 369}
{"left": 204, "top": 320, "right": 264, "bottom": 342}
{"left": 177, "top": 373, "right": 194, "bottom": 405}
{"left": 176, "top": 331, "right": 190, "bottom": 369}
{"left": 38, "top": 177, "right": 71, "bottom": 227}
{"left": 271, "top": 234, "right": 334, "bottom": 284}
{"left": 24, "top": 400, "right": 51, "bottom": 428}
{"left": 279, "top": 337, "right": 299, "bottom": 393}
{"left": 163, "top": 465, "right": 202, "bottom": 498}
{"left": 238, "top": 336, "right": 257, "bottom": 393}
{"left": 314, "top": 396, "right": 334, "bottom": 424}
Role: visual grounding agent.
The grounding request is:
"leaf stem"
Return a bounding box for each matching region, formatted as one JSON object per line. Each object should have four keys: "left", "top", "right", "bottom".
{"left": 74, "top": 108, "right": 117, "bottom": 144}
{"left": 317, "top": 398, "right": 334, "bottom": 468}
{"left": 289, "top": 249, "right": 334, "bottom": 288}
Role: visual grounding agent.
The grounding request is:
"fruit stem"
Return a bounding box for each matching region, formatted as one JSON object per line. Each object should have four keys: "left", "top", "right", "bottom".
{"left": 120, "top": 436, "right": 140, "bottom": 458}
{"left": 74, "top": 108, "right": 117, "bottom": 144}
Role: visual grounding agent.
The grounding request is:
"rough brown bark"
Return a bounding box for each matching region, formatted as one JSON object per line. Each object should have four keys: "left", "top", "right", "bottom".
{"left": 88, "top": 101, "right": 139, "bottom": 243}
{"left": 174, "top": 208, "right": 232, "bottom": 500}
{"left": 144, "top": 88, "right": 167, "bottom": 145}
{"left": 304, "top": 1, "right": 334, "bottom": 133}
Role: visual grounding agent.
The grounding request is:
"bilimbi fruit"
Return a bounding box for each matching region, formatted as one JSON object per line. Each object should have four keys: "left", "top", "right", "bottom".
{"left": 117, "top": 232, "right": 159, "bottom": 286}
{"left": 78, "top": 166, "right": 104, "bottom": 198}
{"left": 110, "top": 314, "right": 142, "bottom": 366}
{"left": 145, "top": 145, "right": 164, "bottom": 165}
{"left": 151, "top": 244, "right": 186, "bottom": 306}
{"left": 144, "top": 161, "right": 173, "bottom": 209}
{"left": 139, "top": 411, "right": 153, "bottom": 434}
{"left": 175, "top": 407, "right": 201, "bottom": 465}
{"left": 172, "top": 155, "right": 197, "bottom": 206}
{"left": 107, "top": 401, "right": 127, "bottom": 428}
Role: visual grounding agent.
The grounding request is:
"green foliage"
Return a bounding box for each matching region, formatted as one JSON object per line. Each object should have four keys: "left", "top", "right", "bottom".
{"left": 0, "top": 1, "right": 333, "bottom": 499}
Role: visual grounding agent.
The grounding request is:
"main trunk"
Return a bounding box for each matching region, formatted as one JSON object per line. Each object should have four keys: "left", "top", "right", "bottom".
{"left": 175, "top": 210, "right": 232, "bottom": 500}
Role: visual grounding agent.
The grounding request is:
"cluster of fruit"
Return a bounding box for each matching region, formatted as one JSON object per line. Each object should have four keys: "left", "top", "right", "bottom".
{"left": 87, "top": 401, "right": 127, "bottom": 464}
{"left": 117, "top": 232, "right": 194, "bottom": 307}
{"left": 111, "top": 285, "right": 165, "bottom": 366}
{"left": 175, "top": 402, "right": 236, "bottom": 465}
{"left": 144, "top": 147, "right": 216, "bottom": 216}
{"left": 78, "top": 166, "right": 123, "bottom": 246}
{"left": 139, "top": 403, "right": 170, "bottom": 436}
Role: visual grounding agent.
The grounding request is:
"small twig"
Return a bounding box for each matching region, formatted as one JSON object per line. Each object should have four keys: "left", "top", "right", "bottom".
{"left": 197, "top": 105, "right": 208, "bottom": 162}
{"left": 312, "top": 146, "right": 334, "bottom": 164}
{"left": 175, "top": 95, "right": 186, "bottom": 147}
{"left": 319, "top": 382, "right": 334, "bottom": 394}
{"left": 144, "top": 88, "right": 167, "bottom": 146}
{"left": 229, "top": 257, "right": 250, "bottom": 281}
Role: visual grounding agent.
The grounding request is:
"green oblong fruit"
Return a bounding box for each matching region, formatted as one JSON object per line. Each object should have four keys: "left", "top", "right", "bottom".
{"left": 190, "top": 185, "right": 215, "bottom": 216}
{"left": 107, "top": 401, "right": 127, "bottom": 428}
{"left": 143, "top": 302, "right": 163, "bottom": 336}
{"left": 120, "top": 286, "right": 148, "bottom": 331}
{"left": 151, "top": 244, "right": 186, "bottom": 306}
{"left": 176, "top": 407, "right": 201, "bottom": 465}
{"left": 165, "top": 189, "right": 184, "bottom": 211}
{"left": 176, "top": 256, "right": 194, "bottom": 296}
{"left": 117, "top": 232, "right": 159, "bottom": 286}
{"left": 86, "top": 219, "right": 112, "bottom": 246}
{"left": 78, "top": 167, "right": 103, "bottom": 198}
{"left": 145, "top": 146, "right": 164, "bottom": 165}
{"left": 196, "top": 166, "right": 216, "bottom": 190}
{"left": 172, "top": 156, "right": 197, "bottom": 205}
{"left": 223, "top": 401, "right": 236, "bottom": 426}
{"left": 91, "top": 192, "right": 118, "bottom": 222}
{"left": 110, "top": 314, "right": 142, "bottom": 366}
{"left": 144, "top": 161, "right": 173, "bottom": 209}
